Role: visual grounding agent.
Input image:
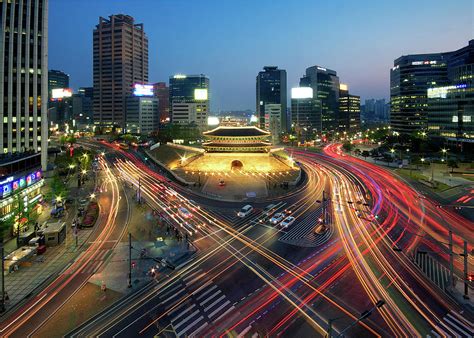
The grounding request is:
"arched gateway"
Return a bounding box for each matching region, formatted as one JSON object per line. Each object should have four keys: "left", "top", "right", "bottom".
{"left": 231, "top": 160, "right": 243, "bottom": 170}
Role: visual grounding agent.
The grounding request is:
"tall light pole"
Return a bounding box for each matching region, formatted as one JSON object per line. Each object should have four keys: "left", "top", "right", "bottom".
{"left": 1, "top": 242, "right": 4, "bottom": 312}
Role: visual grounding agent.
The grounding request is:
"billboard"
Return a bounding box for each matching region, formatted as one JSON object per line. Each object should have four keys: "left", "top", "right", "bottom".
{"left": 0, "top": 170, "right": 42, "bottom": 199}
{"left": 194, "top": 88, "right": 208, "bottom": 101}
{"left": 51, "top": 88, "right": 73, "bottom": 100}
{"left": 291, "top": 87, "right": 313, "bottom": 99}
{"left": 133, "top": 84, "right": 154, "bottom": 96}
{"left": 207, "top": 116, "right": 219, "bottom": 126}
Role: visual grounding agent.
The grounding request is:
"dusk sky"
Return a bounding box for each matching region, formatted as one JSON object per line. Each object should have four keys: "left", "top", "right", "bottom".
{"left": 49, "top": 0, "right": 473, "bottom": 111}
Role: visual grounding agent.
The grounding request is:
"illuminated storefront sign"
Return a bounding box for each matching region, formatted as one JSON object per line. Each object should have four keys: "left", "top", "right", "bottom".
{"left": 0, "top": 170, "right": 42, "bottom": 199}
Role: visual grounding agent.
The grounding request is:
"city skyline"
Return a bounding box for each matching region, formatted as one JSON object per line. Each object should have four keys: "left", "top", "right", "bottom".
{"left": 48, "top": 0, "right": 473, "bottom": 111}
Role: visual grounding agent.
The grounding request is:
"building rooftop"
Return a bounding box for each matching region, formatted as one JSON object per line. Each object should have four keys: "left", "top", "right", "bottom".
{"left": 203, "top": 126, "right": 270, "bottom": 137}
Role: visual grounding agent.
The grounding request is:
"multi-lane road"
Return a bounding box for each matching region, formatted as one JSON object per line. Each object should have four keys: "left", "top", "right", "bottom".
{"left": 1, "top": 139, "right": 472, "bottom": 337}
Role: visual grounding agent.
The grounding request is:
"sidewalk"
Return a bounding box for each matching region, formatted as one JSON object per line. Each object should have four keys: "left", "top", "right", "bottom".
{"left": 1, "top": 172, "right": 98, "bottom": 312}
{"left": 89, "top": 190, "right": 196, "bottom": 294}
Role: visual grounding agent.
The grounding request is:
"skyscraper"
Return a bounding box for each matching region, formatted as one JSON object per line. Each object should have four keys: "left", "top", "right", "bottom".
{"left": 390, "top": 53, "right": 450, "bottom": 134}
{"left": 291, "top": 87, "right": 321, "bottom": 141}
{"left": 48, "top": 70, "right": 70, "bottom": 95}
{"left": 169, "top": 74, "right": 209, "bottom": 128}
{"left": 93, "top": 14, "right": 149, "bottom": 131}
{"left": 153, "top": 82, "right": 170, "bottom": 123}
{"left": 338, "top": 84, "right": 360, "bottom": 133}
{"left": 256, "top": 66, "right": 287, "bottom": 133}
{"left": 300, "top": 66, "right": 340, "bottom": 132}
{"left": 0, "top": 0, "right": 48, "bottom": 237}
{"left": 427, "top": 40, "right": 474, "bottom": 143}
{"left": 72, "top": 87, "right": 94, "bottom": 127}
{"left": 0, "top": 0, "right": 48, "bottom": 171}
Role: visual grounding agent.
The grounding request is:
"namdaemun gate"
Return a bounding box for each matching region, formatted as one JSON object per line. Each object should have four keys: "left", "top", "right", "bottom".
{"left": 202, "top": 126, "right": 272, "bottom": 153}
{"left": 179, "top": 126, "right": 297, "bottom": 174}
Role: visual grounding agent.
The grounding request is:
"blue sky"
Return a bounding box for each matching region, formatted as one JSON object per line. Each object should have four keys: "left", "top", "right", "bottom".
{"left": 49, "top": 0, "right": 473, "bottom": 111}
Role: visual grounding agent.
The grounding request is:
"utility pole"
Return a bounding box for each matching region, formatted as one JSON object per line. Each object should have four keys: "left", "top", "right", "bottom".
{"left": 137, "top": 177, "right": 141, "bottom": 203}
{"left": 463, "top": 240, "right": 469, "bottom": 299}
{"left": 1, "top": 244, "right": 5, "bottom": 312}
{"left": 128, "top": 233, "right": 132, "bottom": 288}
{"left": 449, "top": 229, "right": 455, "bottom": 288}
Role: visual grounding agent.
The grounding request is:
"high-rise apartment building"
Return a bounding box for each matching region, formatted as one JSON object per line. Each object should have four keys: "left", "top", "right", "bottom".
{"left": 169, "top": 74, "right": 209, "bottom": 128}
{"left": 300, "top": 66, "right": 340, "bottom": 132}
{"left": 256, "top": 66, "right": 287, "bottom": 133}
{"left": 93, "top": 14, "right": 148, "bottom": 131}
{"left": 0, "top": 0, "right": 48, "bottom": 238}
{"left": 153, "top": 82, "right": 170, "bottom": 123}
{"left": 338, "top": 84, "right": 360, "bottom": 133}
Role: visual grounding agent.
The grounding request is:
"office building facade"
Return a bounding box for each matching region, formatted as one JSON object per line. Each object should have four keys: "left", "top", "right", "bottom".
{"left": 264, "top": 104, "right": 282, "bottom": 144}
{"left": 126, "top": 96, "right": 159, "bottom": 135}
{"left": 0, "top": 0, "right": 48, "bottom": 238}
{"left": 169, "top": 74, "right": 209, "bottom": 128}
{"left": 72, "top": 87, "right": 94, "bottom": 128}
{"left": 48, "top": 69, "right": 69, "bottom": 94}
{"left": 427, "top": 40, "right": 474, "bottom": 143}
{"left": 153, "top": 82, "right": 170, "bottom": 123}
{"left": 256, "top": 66, "right": 287, "bottom": 133}
{"left": 291, "top": 87, "right": 322, "bottom": 141}
{"left": 390, "top": 53, "right": 450, "bottom": 134}
{"left": 338, "top": 84, "right": 360, "bottom": 133}
{"left": 93, "top": 14, "right": 149, "bottom": 131}
{"left": 299, "top": 66, "right": 340, "bottom": 132}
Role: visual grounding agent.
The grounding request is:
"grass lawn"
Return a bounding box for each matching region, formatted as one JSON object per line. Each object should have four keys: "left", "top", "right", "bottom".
{"left": 149, "top": 144, "right": 201, "bottom": 168}
{"left": 394, "top": 169, "right": 451, "bottom": 192}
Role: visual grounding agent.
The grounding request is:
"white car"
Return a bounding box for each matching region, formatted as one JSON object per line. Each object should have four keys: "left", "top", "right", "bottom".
{"left": 178, "top": 207, "right": 192, "bottom": 219}
{"left": 280, "top": 216, "right": 295, "bottom": 228}
{"left": 237, "top": 205, "right": 253, "bottom": 218}
{"left": 270, "top": 212, "right": 285, "bottom": 224}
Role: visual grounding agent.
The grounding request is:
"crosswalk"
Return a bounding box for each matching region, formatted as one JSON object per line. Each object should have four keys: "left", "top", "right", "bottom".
{"left": 279, "top": 208, "right": 333, "bottom": 247}
{"left": 414, "top": 251, "right": 450, "bottom": 291}
{"left": 154, "top": 267, "right": 235, "bottom": 337}
{"left": 428, "top": 311, "right": 474, "bottom": 338}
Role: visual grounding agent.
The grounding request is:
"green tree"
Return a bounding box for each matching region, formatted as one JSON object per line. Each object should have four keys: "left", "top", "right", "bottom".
{"left": 361, "top": 150, "right": 370, "bottom": 159}
{"left": 447, "top": 159, "right": 458, "bottom": 173}
{"left": 342, "top": 142, "right": 353, "bottom": 152}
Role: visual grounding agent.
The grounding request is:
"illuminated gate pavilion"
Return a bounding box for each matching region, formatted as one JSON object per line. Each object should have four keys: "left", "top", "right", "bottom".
{"left": 202, "top": 126, "right": 272, "bottom": 152}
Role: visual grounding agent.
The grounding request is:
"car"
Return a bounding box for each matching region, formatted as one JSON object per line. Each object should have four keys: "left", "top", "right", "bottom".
{"left": 270, "top": 212, "right": 285, "bottom": 225}
{"left": 218, "top": 179, "right": 225, "bottom": 186}
{"left": 263, "top": 204, "right": 276, "bottom": 216}
{"left": 280, "top": 216, "right": 295, "bottom": 228}
{"left": 237, "top": 205, "right": 253, "bottom": 218}
{"left": 178, "top": 207, "right": 192, "bottom": 219}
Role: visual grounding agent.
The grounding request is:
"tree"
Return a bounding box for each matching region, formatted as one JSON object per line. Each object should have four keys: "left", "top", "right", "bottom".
{"left": 447, "top": 159, "right": 458, "bottom": 173}
{"left": 342, "top": 142, "right": 353, "bottom": 152}
{"left": 361, "top": 150, "right": 370, "bottom": 159}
